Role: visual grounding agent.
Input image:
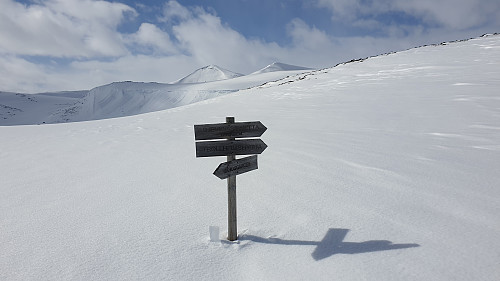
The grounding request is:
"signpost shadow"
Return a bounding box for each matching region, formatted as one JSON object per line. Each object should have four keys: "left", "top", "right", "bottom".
{"left": 239, "top": 228, "right": 420, "bottom": 261}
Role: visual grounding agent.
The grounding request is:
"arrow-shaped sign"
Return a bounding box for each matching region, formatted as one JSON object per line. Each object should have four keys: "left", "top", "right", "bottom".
{"left": 194, "top": 117, "right": 267, "bottom": 242}
{"left": 194, "top": 121, "right": 267, "bottom": 140}
{"left": 213, "top": 155, "right": 258, "bottom": 179}
{"left": 196, "top": 139, "right": 267, "bottom": 158}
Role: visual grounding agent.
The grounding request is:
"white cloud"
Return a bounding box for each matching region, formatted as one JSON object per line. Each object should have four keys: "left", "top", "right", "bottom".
{"left": 315, "top": 0, "right": 361, "bottom": 20}
{"left": 166, "top": 3, "right": 283, "bottom": 73}
{"left": 392, "top": 0, "right": 500, "bottom": 30}
{"left": 0, "top": 54, "right": 201, "bottom": 93}
{"left": 287, "top": 18, "right": 333, "bottom": 51}
{"left": 161, "top": 0, "right": 192, "bottom": 22}
{"left": 0, "top": 55, "right": 52, "bottom": 93}
{"left": 69, "top": 54, "right": 198, "bottom": 86}
{"left": 0, "top": 0, "right": 135, "bottom": 57}
{"left": 316, "top": 0, "right": 500, "bottom": 31}
{"left": 125, "top": 23, "right": 178, "bottom": 55}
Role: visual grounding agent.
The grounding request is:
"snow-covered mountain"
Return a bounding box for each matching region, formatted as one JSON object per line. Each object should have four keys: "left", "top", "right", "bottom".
{"left": 252, "top": 62, "right": 312, "bottom": 74}
{"left": 174, "top": 64, "right": 243, "bottom": 84}
{"left": 1, "top": 34, "right": 500, "bottom": 280}
{"left": 41, "top": 81, "right": 238, "bottom": 124}
{"left": 0, "top": 65, "right": 312, "bottom": 125}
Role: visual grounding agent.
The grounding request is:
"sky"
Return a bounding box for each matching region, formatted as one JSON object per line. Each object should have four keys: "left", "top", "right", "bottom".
{"left": 1, "top": 0, "right": 499, "bottom": 93}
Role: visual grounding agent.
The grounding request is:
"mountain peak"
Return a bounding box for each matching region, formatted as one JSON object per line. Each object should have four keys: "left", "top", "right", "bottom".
{"left": 252, "top": 62, "right": 313, "bottom": 74}
{"left": 174, "top": 65, "right": 243, "bottom": 84}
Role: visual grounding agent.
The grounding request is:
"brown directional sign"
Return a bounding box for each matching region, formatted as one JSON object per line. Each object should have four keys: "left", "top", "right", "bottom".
{"left": 213, "top": 155, "right": 258, "bottom": 179}
{"left": 194, "top": 121, "right": 267, "bottom": 140}
{"left": 196, "top": 139, "right": 267, "bottom": 158}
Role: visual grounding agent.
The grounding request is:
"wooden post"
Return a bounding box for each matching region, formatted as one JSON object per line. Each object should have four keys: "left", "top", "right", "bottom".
{"left": 194, "top": 117, "right": 267, "bottom": 241}
{"left": 226, "top": 116, "right": 238, "bottom": 241}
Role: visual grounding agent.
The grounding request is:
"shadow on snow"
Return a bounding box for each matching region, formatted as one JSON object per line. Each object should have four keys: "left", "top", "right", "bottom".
{"left": 238, "top": 228, "right": 420, "bottom": 261}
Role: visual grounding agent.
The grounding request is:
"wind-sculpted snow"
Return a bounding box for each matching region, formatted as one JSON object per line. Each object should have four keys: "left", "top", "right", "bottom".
{"left": 0, "top": 68, "right": 311, "bottom": 125}
{"left": 49, "top": 82, "right": 238, "bottom": 123}
{"left": 174, "top": 65, "right": 243, "bottom": 84}
{"left": 251, "top": 62, "right": 312, "bottom": 74}
{"left": 1, "top": 35, "right": 500, "bottom": 280}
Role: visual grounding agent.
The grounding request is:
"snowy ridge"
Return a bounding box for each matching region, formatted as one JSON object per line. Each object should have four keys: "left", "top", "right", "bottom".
{"left": 174, "top": 65, "right": 243, "bottom": 84}
{"left": 43, "top": 81, "right": 238, "bottom": 123}
{"left": 251, "top": 62, "right": 312, "bottom": 74}
{"left": 0, "top": 68, "right": 310, "bottom": 125}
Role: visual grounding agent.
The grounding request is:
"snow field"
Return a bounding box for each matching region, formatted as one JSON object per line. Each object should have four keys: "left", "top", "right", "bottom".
{"left": 1, "top": 35, "right": 500, "bottom": 280}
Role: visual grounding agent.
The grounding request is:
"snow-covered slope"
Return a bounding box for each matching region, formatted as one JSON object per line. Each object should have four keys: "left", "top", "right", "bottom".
{"left": 0, "top": 91, "right": 87, "bottom": 125}
{"left": 252, "top": 62, "right": 312, "bottom": 74}
{"left": 43, "top": 81, "right": 239, "bottom": 124}
{"left": 174, "top": 65, "right": 243, "bottom": 84}
{"left": 1, "top": 35, "right": 500, "bottom": 281}
{"left": 0, "top": 67, "right": 310, "bottom": 125}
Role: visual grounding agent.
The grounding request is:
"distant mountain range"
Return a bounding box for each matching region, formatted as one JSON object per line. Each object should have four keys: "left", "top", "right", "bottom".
{"left": 174, "top": 62, "right": 310, "bottom": 84}
{"left": 0, "top": 62, "right": 313, "bottom": 125}
{"left": 174, "top": 65, "right": 243, "bottom": 84}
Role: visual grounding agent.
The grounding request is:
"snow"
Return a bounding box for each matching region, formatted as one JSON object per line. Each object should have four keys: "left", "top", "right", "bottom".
{"left": 1, "top": 35, "right": 500, "bottom": 280}
{"left": 0, "top": 91, "right": 87, "bottom": 125}
{"left": 0, "top": 68, "right": 311, "bottom": 126}
{"left": 174, "top": 65, "right": 243, "bottom": 84}
{"left": 251, "top": 62, "right": 312, "bottom": 74}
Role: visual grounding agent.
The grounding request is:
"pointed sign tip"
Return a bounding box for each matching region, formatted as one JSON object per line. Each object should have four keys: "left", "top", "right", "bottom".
{"left": 213, "top": 155, "right": 258, "bottom": 179}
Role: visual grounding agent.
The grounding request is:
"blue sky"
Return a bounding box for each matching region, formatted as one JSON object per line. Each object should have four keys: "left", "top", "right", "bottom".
{"left": 1, "top": 0, "right": 499, "bottom": 93}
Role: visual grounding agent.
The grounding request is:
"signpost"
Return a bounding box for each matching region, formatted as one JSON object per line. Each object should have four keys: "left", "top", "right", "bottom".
{"left": 196, "top": 139, "right": 267, "bottom": 158}
{"left": 194, "top": 121, "right": 266, "bottom": 140}
{"left": 194, "top": 117, "right": 267, "bottom": 241}
{"left": 213, "top": 155, "right": 258, "bottom": 179}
